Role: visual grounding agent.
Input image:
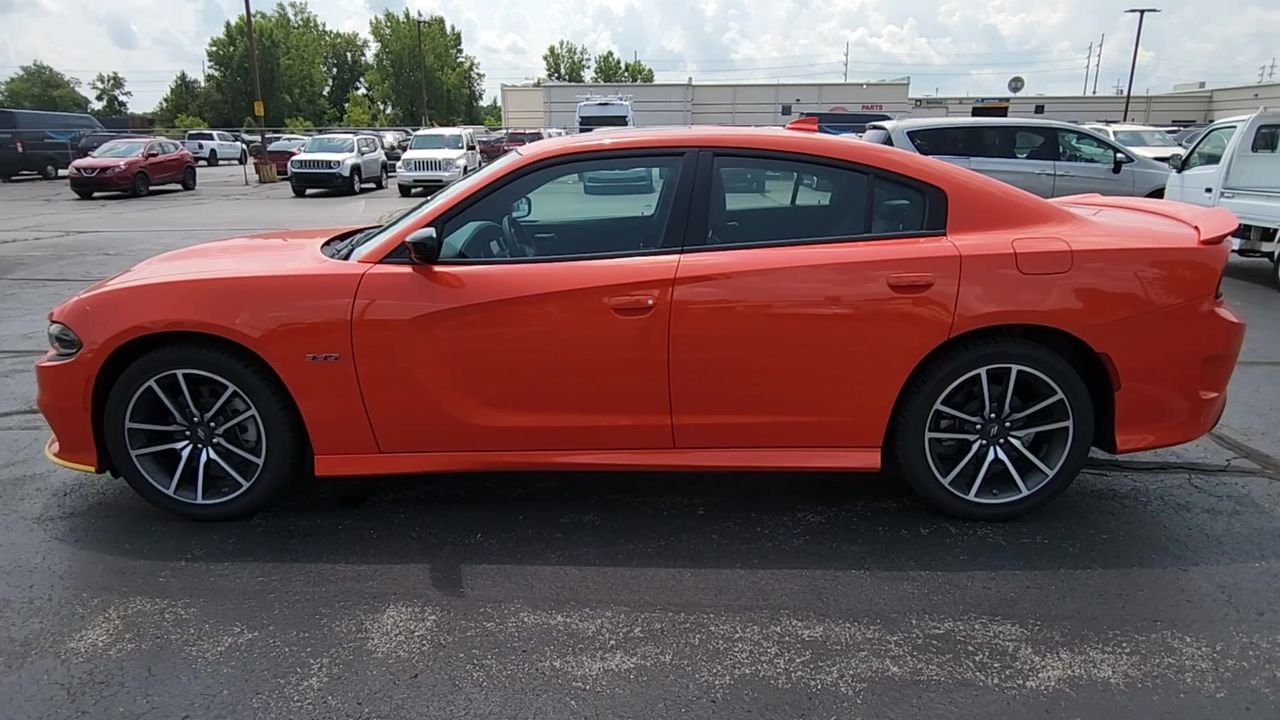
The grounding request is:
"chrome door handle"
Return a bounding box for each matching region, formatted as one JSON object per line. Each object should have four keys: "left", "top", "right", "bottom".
{"left": 1033, "top": 169, "right": 1053, "bottom": 175}
{"left": 1058, "top": 171, "right": 1075, "bottom": 177}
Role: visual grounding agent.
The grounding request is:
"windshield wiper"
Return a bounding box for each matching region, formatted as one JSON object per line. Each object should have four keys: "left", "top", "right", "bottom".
{"left": 331, "top": 228, "right": 378, "bottom": 260}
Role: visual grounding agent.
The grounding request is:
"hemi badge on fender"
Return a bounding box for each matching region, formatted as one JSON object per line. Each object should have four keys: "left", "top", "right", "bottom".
{"left": 305, "top": 353, "right": 340, "bottom": 362}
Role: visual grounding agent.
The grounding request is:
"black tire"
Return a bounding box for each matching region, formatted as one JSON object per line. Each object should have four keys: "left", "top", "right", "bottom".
{"left": 74, "top": 189, "right": 94, "bottom": 200}
{"left": 40, "top": 159, "right": 59, "bottom": 180}
{"left": 346, "top": 168, "right": 362, "bottom": 195}
{"left": 1272, "top": 251, "right": 1280, "bottom": 291}
{"left": 397, "top": 184, "right": 412, "bottom": 198}
{"left": 291, "top": 184, "right": 306, "bottom": 198}
{"left": 207, "top": 150, "right": 219, "bottom": 167}
{"left": 130, "top": 172, "right": 150, "bottom": 198}
{"left": 891, "top": 337, "right": 1094, "bottom": 520}
{"left": 180, "top": 166, "right": 197, "bottom": 191}
{"left": 238, "top": 150, "right": 248, "bottom": 165}
{"left": 374, "top": 165, "right": 387, "bottom": 189}
{"left": 102, "top": 344, "right": 306, "bottom": 520}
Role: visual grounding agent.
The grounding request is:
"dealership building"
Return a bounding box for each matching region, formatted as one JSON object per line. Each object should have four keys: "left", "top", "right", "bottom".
{"left": 501, "top": 79, "right": 1280, "bottom": 130}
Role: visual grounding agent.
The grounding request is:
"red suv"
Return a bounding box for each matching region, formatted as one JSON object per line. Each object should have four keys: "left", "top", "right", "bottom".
{"left": 68, "top": 137, "right": 196, "bottom": 198}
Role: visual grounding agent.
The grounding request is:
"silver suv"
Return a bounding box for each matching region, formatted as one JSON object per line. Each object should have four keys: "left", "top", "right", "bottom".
{"left": 288, "top": 133, "right": 388, "bottom": 197}
{"left": 862, "top": 118, "right": 1169, "bottom": 198}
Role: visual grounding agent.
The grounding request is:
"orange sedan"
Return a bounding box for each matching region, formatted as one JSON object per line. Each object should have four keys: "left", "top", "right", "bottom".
{"left": 35, "top": 127, "right": 1245, "bottom": 520}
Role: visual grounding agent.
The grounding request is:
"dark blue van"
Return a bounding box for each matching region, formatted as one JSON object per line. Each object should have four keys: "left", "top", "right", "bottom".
{"left": 0, "top": 108, "right": 103, "bottom": 180}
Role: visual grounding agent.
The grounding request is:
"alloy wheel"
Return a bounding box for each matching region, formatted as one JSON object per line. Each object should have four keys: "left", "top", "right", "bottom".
{"left": 923, "top": 364, "right": 1073, "bottom": 505}
{"left": 123, "top": 369, "right": 267, "bottom": 505}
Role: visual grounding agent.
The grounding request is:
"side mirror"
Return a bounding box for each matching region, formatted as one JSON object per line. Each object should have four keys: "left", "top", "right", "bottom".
{"left": 146, "top": 150, "right": 160, "bottom": 158}
{"left": 1167, "top": 153, "right": 1184, "bottom": 172}
{"left": 511, "top": 196, "right": 532, "bottom": 220}
{"left": 1111, "top": 151, "right": 1129, "bottom": 174}
{"left": 404, "top": 227, "right": 440, "bottom": 264}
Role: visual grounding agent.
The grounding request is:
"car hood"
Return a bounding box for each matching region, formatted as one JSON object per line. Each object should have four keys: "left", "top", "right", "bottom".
{"left": 401, "top": 149, "right": 465, "bottom": 160}
{"left": 1128, "top": 146, "right": 1180, "bottom": 160}
{"left": 292, "top": 152, "right": 352, "bottom": 163}
{"left": 78, "top": 227, "right": 358, "bottom": 295}
{"left": 72, "top": 156, "right": 140, "bottom": 169}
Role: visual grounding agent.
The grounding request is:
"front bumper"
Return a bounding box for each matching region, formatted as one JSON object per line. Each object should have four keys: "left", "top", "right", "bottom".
{"left": 36, "top": 352, "right": 102, "bottom": 473}
{"left": 396, "top": 169, "right": 462, "bottom": 188}
{"left": 290, "top": 170, "right": 348, "bottom": 188}
{"left": 69, "top": 173, "right": 131, "bottom": 190}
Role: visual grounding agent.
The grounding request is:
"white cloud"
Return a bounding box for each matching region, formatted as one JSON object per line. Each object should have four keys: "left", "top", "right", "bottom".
{"left": 1, "top": 0, "right": 1275, "bottom": 111}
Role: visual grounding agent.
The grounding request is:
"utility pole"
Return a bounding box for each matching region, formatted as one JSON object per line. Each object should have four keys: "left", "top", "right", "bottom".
{"left": 243, "top": 0, "right": 263, "bottom": 184}
{"left": 1113, "top": 78, "right": 1125, "bottom": 96}
{"left": 1092, "top": 33, "right": 1105, "bottom": 95}
{"left": 843, "top": 42, "right": 849, "bottom": 82}
{"left": 1269, "top": 57, "right": 1277, "bottom": 81}
{"left": 1122, "top": 8, "right": 1160, "bottom": 122}
{"left": 1083, "top": 42, "right": 1093, "bottom": 95}
{"left": 415, "top": 14, "right": 429, "bottom": 127}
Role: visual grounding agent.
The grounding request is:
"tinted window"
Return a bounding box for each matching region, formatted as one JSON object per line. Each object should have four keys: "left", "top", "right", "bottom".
{"left": 1058, "top": 129, "right": 1117, "bottom": 164}
{"left": 707, "top": 156, "right": 931, "bottom": 247}
{"left": 1251, "top": 125, "right": 1279, "bottom": 153}
{"left": 439, "top": 156, "right": 682, "bottom": 261}
{"left": 187, "top": 131, "right": 214, "bottom": 141}
{"left": 1012, "top": 128, "right": 1056, "bottom": 160}
{"left": 1185, "top": 126, "right": 1237, "bottom": 169}
{"left": 907, "top": 127, "right": 967, "bottom": 156}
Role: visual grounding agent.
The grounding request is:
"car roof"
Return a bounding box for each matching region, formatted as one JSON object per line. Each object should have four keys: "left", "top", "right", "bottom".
{"left": 314, "top": 133, "right": 360, "bottom": 139}
{"left": 414, "top": 127, "right": 465, "bottom": 135}
{"left": 1084, "top": 123, "right": 1161, "bottom": 131}
{"left": 869, "top": 117, "right": 1083, "bottom": 131}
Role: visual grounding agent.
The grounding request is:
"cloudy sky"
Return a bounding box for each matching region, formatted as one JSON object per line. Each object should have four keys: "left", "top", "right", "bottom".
{"left": 1, "top": 0, "right": 1276, "bottom": 112}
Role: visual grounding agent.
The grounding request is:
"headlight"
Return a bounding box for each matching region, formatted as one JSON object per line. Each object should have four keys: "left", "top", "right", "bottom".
{"left": 68, "top": 166, "right": 80, "bottom": 176}
{"left": 330, "top": 160, "right": 341, "bottom": 170}
{"left": 47, "top": 322, "right": 81, "bottom": 357}
{"left": 395, "top": 161, "right": 403, "bottom": 171}
{"left": 454, "top": 157, "right": 468, "bottom": 167}
{"left": 291, "top": 159, "right": 301, "bottom": 168}
{"left": 105, "top": 165, "right": 126, "bottom": 175}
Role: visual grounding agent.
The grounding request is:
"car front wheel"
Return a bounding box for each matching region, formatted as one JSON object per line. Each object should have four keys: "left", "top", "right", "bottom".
{"left": 398, "top": 185, "right": 412, "bottom": 198}
{"left": 102, "top": 344, "right": 304, "bottom": 520}
{"left": 181, "top": 166, "right": 197, "bottom": 190}
{"left": 891, "top": 338, "right": 1093, "bottom": 520}
{"left": 347, "top": 169, "right": 362, "bottom": 195}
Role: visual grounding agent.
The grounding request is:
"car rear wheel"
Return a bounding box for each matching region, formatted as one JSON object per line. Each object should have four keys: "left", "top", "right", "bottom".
{"left": 181, "top": 166, "right": 197, "bottom": 191}
{"left": 1272, "top": 250, "right": 1280, "bottom": 290}
{"left": 207, "top": 151, "right": 219, "bottom": 167}
{"left": 375, "top": 165, "right": 387, "bottom": 189}
{"left": 103, "top": 345, "right": 305, "bottom": 520}
{"left": 130, "top": 172, "right": 150, "bottom": 197}
{"left": 347, "top": 169, "right": 362, "bottom": 195}
{"left": 398, "top": 185, "right": 412, "bottom": 198}
{"left": 40, "top": 159, "right": 58, "bottom": 180}
{"left": 891, "top": 338, "right": 1093, "bottom": 520}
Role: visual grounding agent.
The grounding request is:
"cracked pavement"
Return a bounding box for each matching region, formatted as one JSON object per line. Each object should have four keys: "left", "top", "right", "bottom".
{"left": 2, "top": 167, "right": 1279, "bottom": 718}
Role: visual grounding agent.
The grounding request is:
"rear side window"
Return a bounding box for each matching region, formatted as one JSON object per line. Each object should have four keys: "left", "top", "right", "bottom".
{"left": 1252, "top": 125, "right": 1279, "bottom": 153}
{"left": 860, "top": 127, "right": 893, "bottom": 146}
{"left": 706, "top": 156, "right": 939, "bottom": 248}
{"left": 906, "top": 127, "right": 968, "bottom": 156}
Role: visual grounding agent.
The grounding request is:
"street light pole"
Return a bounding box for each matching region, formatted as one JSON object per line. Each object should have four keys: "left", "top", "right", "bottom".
{"left": 243, "top": 0, "right": 265, "bottom": 185}
{"left": 1121, "top": 8, "right": 1160, "bottom": 122}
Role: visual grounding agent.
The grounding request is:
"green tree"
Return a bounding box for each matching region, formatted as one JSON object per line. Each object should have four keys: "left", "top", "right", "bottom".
{"left": 366, "top": 9, "right": 484, "bottom": 126}
{"left": 324, "top": 30, "right": 368, "bottom": 124}
{"left": 284, "top": 116, "right": 314, "bottom": 131}
{"left": 543, "top": 40, "right": 590, "bottom": 83}
{"left": 591, "top": 51, "right": 626, "bottom": 83}
{"left": 481, "top": 97, "right": 502, "bottom": 128}
{"left": 203, "top": 1, "right": 335, "bottom": 127}
{"left": 0, "top": 61, "right": 90, "bottom": 112}
{"left": 624, "top": 59, "right": 655, "bottom": 83}
{"left": 89, "top": 71, "right": 131, "bottom": 117}
{"left": 341, "top": 91, "right": 382, "bottom": 127}
{"left": 154, "top": 71, "right": 207, "bottom": 127}
{"left": 173, "top": 113, "right": 208, "bottom": 130}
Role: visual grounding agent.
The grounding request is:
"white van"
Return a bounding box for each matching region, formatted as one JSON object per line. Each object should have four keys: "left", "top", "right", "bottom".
{"left": 1165, "top": 108, "right": 1280, "bottom": 286}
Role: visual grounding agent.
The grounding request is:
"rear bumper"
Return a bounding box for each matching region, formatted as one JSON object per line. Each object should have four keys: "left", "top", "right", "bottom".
{"left": 1103, "top": 297, "right": 1245, "bottom": 453}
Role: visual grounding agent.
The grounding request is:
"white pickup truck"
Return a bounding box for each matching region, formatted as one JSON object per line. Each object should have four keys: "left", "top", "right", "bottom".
{"left": 1165, "top": 108, "right": 1280, "bottom": 285}
{"left": 181, "top": 130, "right": 247, "bottom": 166}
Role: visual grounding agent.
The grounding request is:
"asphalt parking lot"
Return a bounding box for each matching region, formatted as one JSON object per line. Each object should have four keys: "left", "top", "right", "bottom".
{"left": 2, "top": 166, "right": 1279, "bottom": 718}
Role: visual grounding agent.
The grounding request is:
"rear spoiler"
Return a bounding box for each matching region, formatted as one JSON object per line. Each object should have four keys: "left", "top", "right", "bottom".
{"left": 1052, "top": 193, "right": 1239, "bottom": 245}
{"left": 784, "top": 117, "right": 821, "bottom": 133}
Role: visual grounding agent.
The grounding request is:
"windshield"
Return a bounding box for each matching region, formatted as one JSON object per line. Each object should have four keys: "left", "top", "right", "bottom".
{"left": 347, "top": 151, "right": 521, "bottom": 262}
{"left": 94, "top": 141, "right": 147, "bottom": 158}
{"left": 304, "top": 137, "right": 354, "bottom": 153}
{"left": 1114, "top": 130, "right": 1179, "bottom": 147}
{"left": 410, "top": 134, "right": 463, "bottom": 150}
{"left": 267, "top": 140, "right": 306, "bottom": 151}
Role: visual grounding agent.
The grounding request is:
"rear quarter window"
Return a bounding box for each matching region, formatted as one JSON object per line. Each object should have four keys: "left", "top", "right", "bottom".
{"left": 906, "top": 127, "right": 967, "bottom": 156}
{"left": 1252, "top": 125, "right": 1279, "bottom": 153}
{"left": 861, "top": 127, "right": 893, "bottom": 146}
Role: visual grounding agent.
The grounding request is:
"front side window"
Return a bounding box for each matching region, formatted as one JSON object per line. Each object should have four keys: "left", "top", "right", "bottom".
{"left": 1058, "top": 130, "right": 1117, "bottom": 164}
{"left": 1185, "top": 126, "right": 1237, "bottom": 169}
{"left": 707, "top": 156, "right": 932, "bottom": 247}
{"left": 437, "top": 155, "right": 683, "bottom": 261}
{"left": 1012, "top": 128, "right": 1057, "bottom": 160}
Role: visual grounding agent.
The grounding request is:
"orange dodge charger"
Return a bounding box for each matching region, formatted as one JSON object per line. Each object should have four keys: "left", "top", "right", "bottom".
{"left": 36, "top": 127, "right": 1245, "bottom": 520}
